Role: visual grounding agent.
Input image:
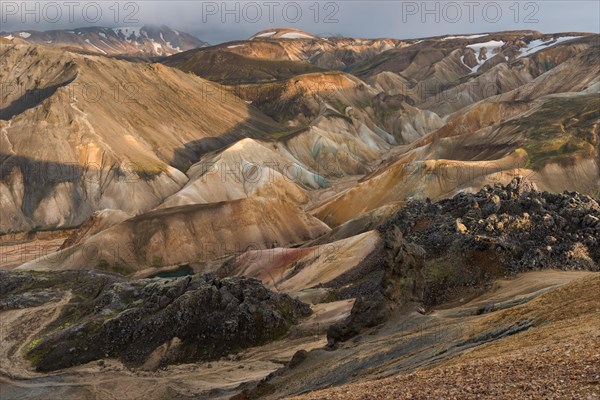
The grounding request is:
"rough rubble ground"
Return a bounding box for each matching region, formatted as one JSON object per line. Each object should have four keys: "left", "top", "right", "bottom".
{"left": 289, "top": 333, "right": 600, "bottom": 400}
{"left": 289, "top": 273, "right": 600, "bottom": 400}
{"left": 237, "top": 179, "right": 600, "bottom": 399}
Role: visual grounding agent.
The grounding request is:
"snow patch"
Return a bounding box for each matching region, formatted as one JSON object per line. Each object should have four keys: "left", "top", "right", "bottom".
{"left": 442, "top": 34, "right": 486, "bottom": 41}
{"left": 227, "top": 44, "right": 244, "bottom": 49}
{"left": 100, "top": 40, "right": 118, "bottom": 51}
{"left": 18, "top": 32, "right": 31, "bottom": 39}
{"left": 279, "top": 32, "right": 315, "bottom": 39}
{"left": 466, "top": 40, "right": 505, "bottom": 52}
{"left": 465, "top": 40, "right": 505, "bottom": 74}
{"left": 165, "top": 38, "right": 181, "bottom": 51}
{"left": 518, "top": 36, "right": 583, "bottom": 58}
{"left": 4, "top": 34, "right": 14, "bottom": 40}
{"left": 152, "top": 41, "right": 163, "bottom": 53}
{"left": 167, "top": 42, "right": 181, "bottom": 52}
{"left": 254, "top": 31, "right": 276, "bottom": 38}
{"left": 84, "top": 39, "right": 107, "bottom": 54}
{"left": 459, "top": 55, "right": 477, "bottom": 74}
{"left": 99, "top": 32, "right": 107, "bottom": 38}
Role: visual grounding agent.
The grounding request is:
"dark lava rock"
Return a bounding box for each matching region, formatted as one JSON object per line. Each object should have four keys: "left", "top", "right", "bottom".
{"left": 327, "top": 292, "right": 390, "bottom": 345}
{"left": 0, "top": 271, "right": 311, "bottom": 372}
{"left": 288, "top": 349, "right": 308, "bottom": 369}
{"left": 378, "top": 177, "right": 600, "bottom": 306}
{"left": 327, "top": 227, "right": 426, "bottom": 345}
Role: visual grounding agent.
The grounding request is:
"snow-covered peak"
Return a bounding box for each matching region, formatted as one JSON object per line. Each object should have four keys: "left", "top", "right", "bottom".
{"left": 5, "top": 25, "right": 208, "bottom": 57}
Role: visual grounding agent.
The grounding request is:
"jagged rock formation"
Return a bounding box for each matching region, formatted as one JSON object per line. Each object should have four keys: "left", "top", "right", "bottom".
{"left": 381, "top": 226, "right": 426, "bottom": 304}
{"left": 327, "top": 226, "right": 426, "bottom": 344}
{"left": 379, "top": 177, "right": 600, "bottom": 305}
{"left": 0, "top": 270, "right": 311, "bottom": 371}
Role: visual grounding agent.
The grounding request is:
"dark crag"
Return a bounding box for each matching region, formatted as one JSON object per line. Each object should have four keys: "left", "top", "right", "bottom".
{"left": 379, "top": 177, "right": 600, "bottom": 306}
{"left": 0, "top": 271, "right": 311, "bottom": 372}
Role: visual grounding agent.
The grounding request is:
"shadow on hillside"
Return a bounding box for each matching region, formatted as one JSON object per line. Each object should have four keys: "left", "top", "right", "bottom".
{"left": 1, "top": 108, "right": 283, "bottom": 233}
{"left": 0, "top": 153, "right": 140, "bottom": 233}
{"left": 0, "top": 116, "right": 282, "bottom": 233}
{"left": 170, "top": 112, "right": 285, "bottom": 168}
{"left": 0, "top": 76, "right": 77, "bottom": 121}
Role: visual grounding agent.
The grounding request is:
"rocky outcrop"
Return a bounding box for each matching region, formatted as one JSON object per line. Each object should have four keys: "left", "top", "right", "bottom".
{"left": 326, "top": 177, "right": 599, "bottom": 344}
{"left": 381, "top": 226, "right": 426, "bottom": 304}
{"left": 326, "top": 227, "right": 426, "bottom": 344}
{"left": 0, "top": 271, "right": 311, "bottom": 371}
{"left": 462, "top": 49, "right": 478, "bottom": 68}
{"left": 379, "top": 177, "right": 600, "bottom": 306}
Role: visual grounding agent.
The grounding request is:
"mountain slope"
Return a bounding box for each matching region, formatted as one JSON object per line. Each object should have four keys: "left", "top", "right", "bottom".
{"left": 18, "top": 197, "right": 330, "bottom": 273}
{"left": 1, "top": 28, "right": 600, "bottom": 400}
{"left": 163, "top": 29, "right": 404, "bottom": 83}
{"left": 312, "top": 92, "right": 599, "bottom": 227}
{"left": 0, "top": 43, "right": 282, "bottom": 233}
{"left": 163, "top": 48, "right": 325, "bottom": 85}
{"left": 309, "top": 38, "right": 600, "bottom": 227}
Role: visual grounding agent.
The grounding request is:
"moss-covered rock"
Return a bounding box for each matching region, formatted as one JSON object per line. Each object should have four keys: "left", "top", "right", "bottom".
{"left": 0, "top": 271, "right": 311, "bottom": 372}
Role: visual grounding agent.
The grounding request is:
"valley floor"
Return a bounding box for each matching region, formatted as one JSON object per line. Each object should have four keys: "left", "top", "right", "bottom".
{"left": 1, "top": 270, "right": 597, "bottom": 399}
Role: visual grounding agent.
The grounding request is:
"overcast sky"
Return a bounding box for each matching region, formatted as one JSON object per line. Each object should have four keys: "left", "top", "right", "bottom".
{"left": 1, "top": 1, "right": 599, "bottom": 44}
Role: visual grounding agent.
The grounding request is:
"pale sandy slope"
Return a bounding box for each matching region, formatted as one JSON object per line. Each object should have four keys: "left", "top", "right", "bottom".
{"left": 17, "top": 197, "right": 330, "bottom": 274}
{"left": 0, "top": 43, "right": 281, "bottom": 233}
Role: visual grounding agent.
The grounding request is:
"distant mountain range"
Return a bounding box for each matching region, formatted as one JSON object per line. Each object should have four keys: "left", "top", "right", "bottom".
{"left": 1, "top": 24, "right": 208, "bottom": 57}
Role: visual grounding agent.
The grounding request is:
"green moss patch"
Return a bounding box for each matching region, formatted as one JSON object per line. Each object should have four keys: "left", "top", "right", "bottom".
{"left": 510, "top": 94, "right": 599, "bottom": 170}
